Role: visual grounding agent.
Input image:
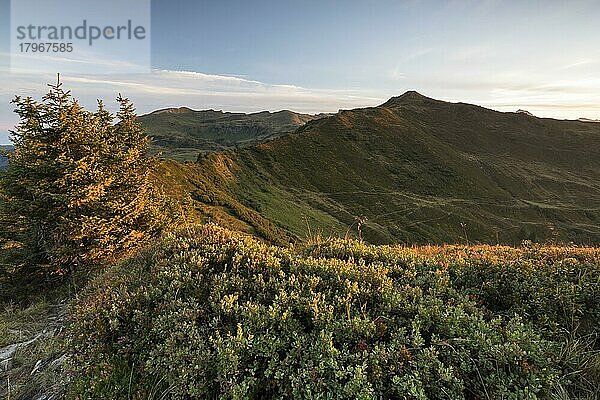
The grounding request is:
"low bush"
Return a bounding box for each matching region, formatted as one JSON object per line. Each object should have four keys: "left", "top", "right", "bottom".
{"left": 68, "top": 225, "right": 600, "bottom": 399}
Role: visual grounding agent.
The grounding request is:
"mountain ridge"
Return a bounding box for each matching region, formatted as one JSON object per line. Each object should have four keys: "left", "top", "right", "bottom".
{"left": 141, "top": 91, "right": 599, "bottom": 162}
{"left": 172, "top": 92, "right": 600, "bottom": 245}
{"left": 140, "top": 108, "right": 328, "bottom": 160}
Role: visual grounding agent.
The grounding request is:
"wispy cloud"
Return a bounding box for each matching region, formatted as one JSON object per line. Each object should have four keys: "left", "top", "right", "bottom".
{"left": 0, "top": 68, "right": 385, "bottom": 143}
{"left": 58, "top": 69, "right": 385, "bottom": 109}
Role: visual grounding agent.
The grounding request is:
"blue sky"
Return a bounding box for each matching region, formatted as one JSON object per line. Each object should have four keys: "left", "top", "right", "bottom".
{"left": 2, "top": 0, "right": 600, "bottom": 144}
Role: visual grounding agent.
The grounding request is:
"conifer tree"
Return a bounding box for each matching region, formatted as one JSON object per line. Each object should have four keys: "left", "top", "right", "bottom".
{"left": 0, "top": 76, "right": 168, "bottom": 278}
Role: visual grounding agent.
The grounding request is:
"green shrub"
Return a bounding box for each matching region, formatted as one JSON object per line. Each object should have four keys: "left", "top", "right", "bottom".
{"left": 65, "top": 225, "right": 600, "bottom": 399}
{"left": 304, "top": 240, "right": 600, "bottom": 398}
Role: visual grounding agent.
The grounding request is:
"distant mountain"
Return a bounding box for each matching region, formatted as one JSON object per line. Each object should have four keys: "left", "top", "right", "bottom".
{"left": 178, "top": 91, "right": 600, "bottom": 245}
{"left": 139, "top": 108, "right": 327, "bottom": 161}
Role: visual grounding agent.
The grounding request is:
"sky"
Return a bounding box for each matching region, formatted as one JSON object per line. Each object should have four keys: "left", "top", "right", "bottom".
{"left": 1, "top": 0, "right": 600, "bottom": 144}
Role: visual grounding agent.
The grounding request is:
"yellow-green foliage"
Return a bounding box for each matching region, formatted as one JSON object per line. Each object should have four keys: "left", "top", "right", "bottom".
{"left": 0, "top": 80, "right": 171, "bottom": 279}
{"left": 68, "top": 225, "right": 600, "bottom": 399}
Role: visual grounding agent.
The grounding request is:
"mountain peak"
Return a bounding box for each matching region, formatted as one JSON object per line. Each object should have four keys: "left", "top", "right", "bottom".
{"left": 516, "top": 109, "right": 534, "bottom": 117}
{"left": 400, "top": 90, "right": 427, "bottom": 99}
{"left": 382, "top": 91, "right": 436, "bottom": 107}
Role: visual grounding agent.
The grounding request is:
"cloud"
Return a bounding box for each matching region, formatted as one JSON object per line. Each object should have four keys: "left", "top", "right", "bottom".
{"left": 0, "top": 68, "right": 385, "bottom": 143}
{"left": 389, "top": 67, "right": 406, "bottom": 81}
{"left": 57, "top": 69, "right": 385, "bottom": 111}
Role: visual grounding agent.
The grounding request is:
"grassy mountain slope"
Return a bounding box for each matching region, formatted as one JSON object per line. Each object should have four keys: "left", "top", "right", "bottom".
{"left": 187, "top": 92, "right": 600, "bottom": 245}
{"left": 151, "top": 159, "right": 291, "bottom": 244}
{"left": 140, "top": 108, "right": 325, "bottom": 160}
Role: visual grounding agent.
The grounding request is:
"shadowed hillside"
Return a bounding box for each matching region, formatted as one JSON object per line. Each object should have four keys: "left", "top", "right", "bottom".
{"left": 185, "top": 91, "right": 600, "bottom": 245}
{"left": 140, "top": 108, "right": 327, "bottom": 160}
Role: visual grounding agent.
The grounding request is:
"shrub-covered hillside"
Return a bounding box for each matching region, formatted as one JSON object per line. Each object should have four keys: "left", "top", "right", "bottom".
{"left": 69, "top": 224, "right": 600, "bottom": 399}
